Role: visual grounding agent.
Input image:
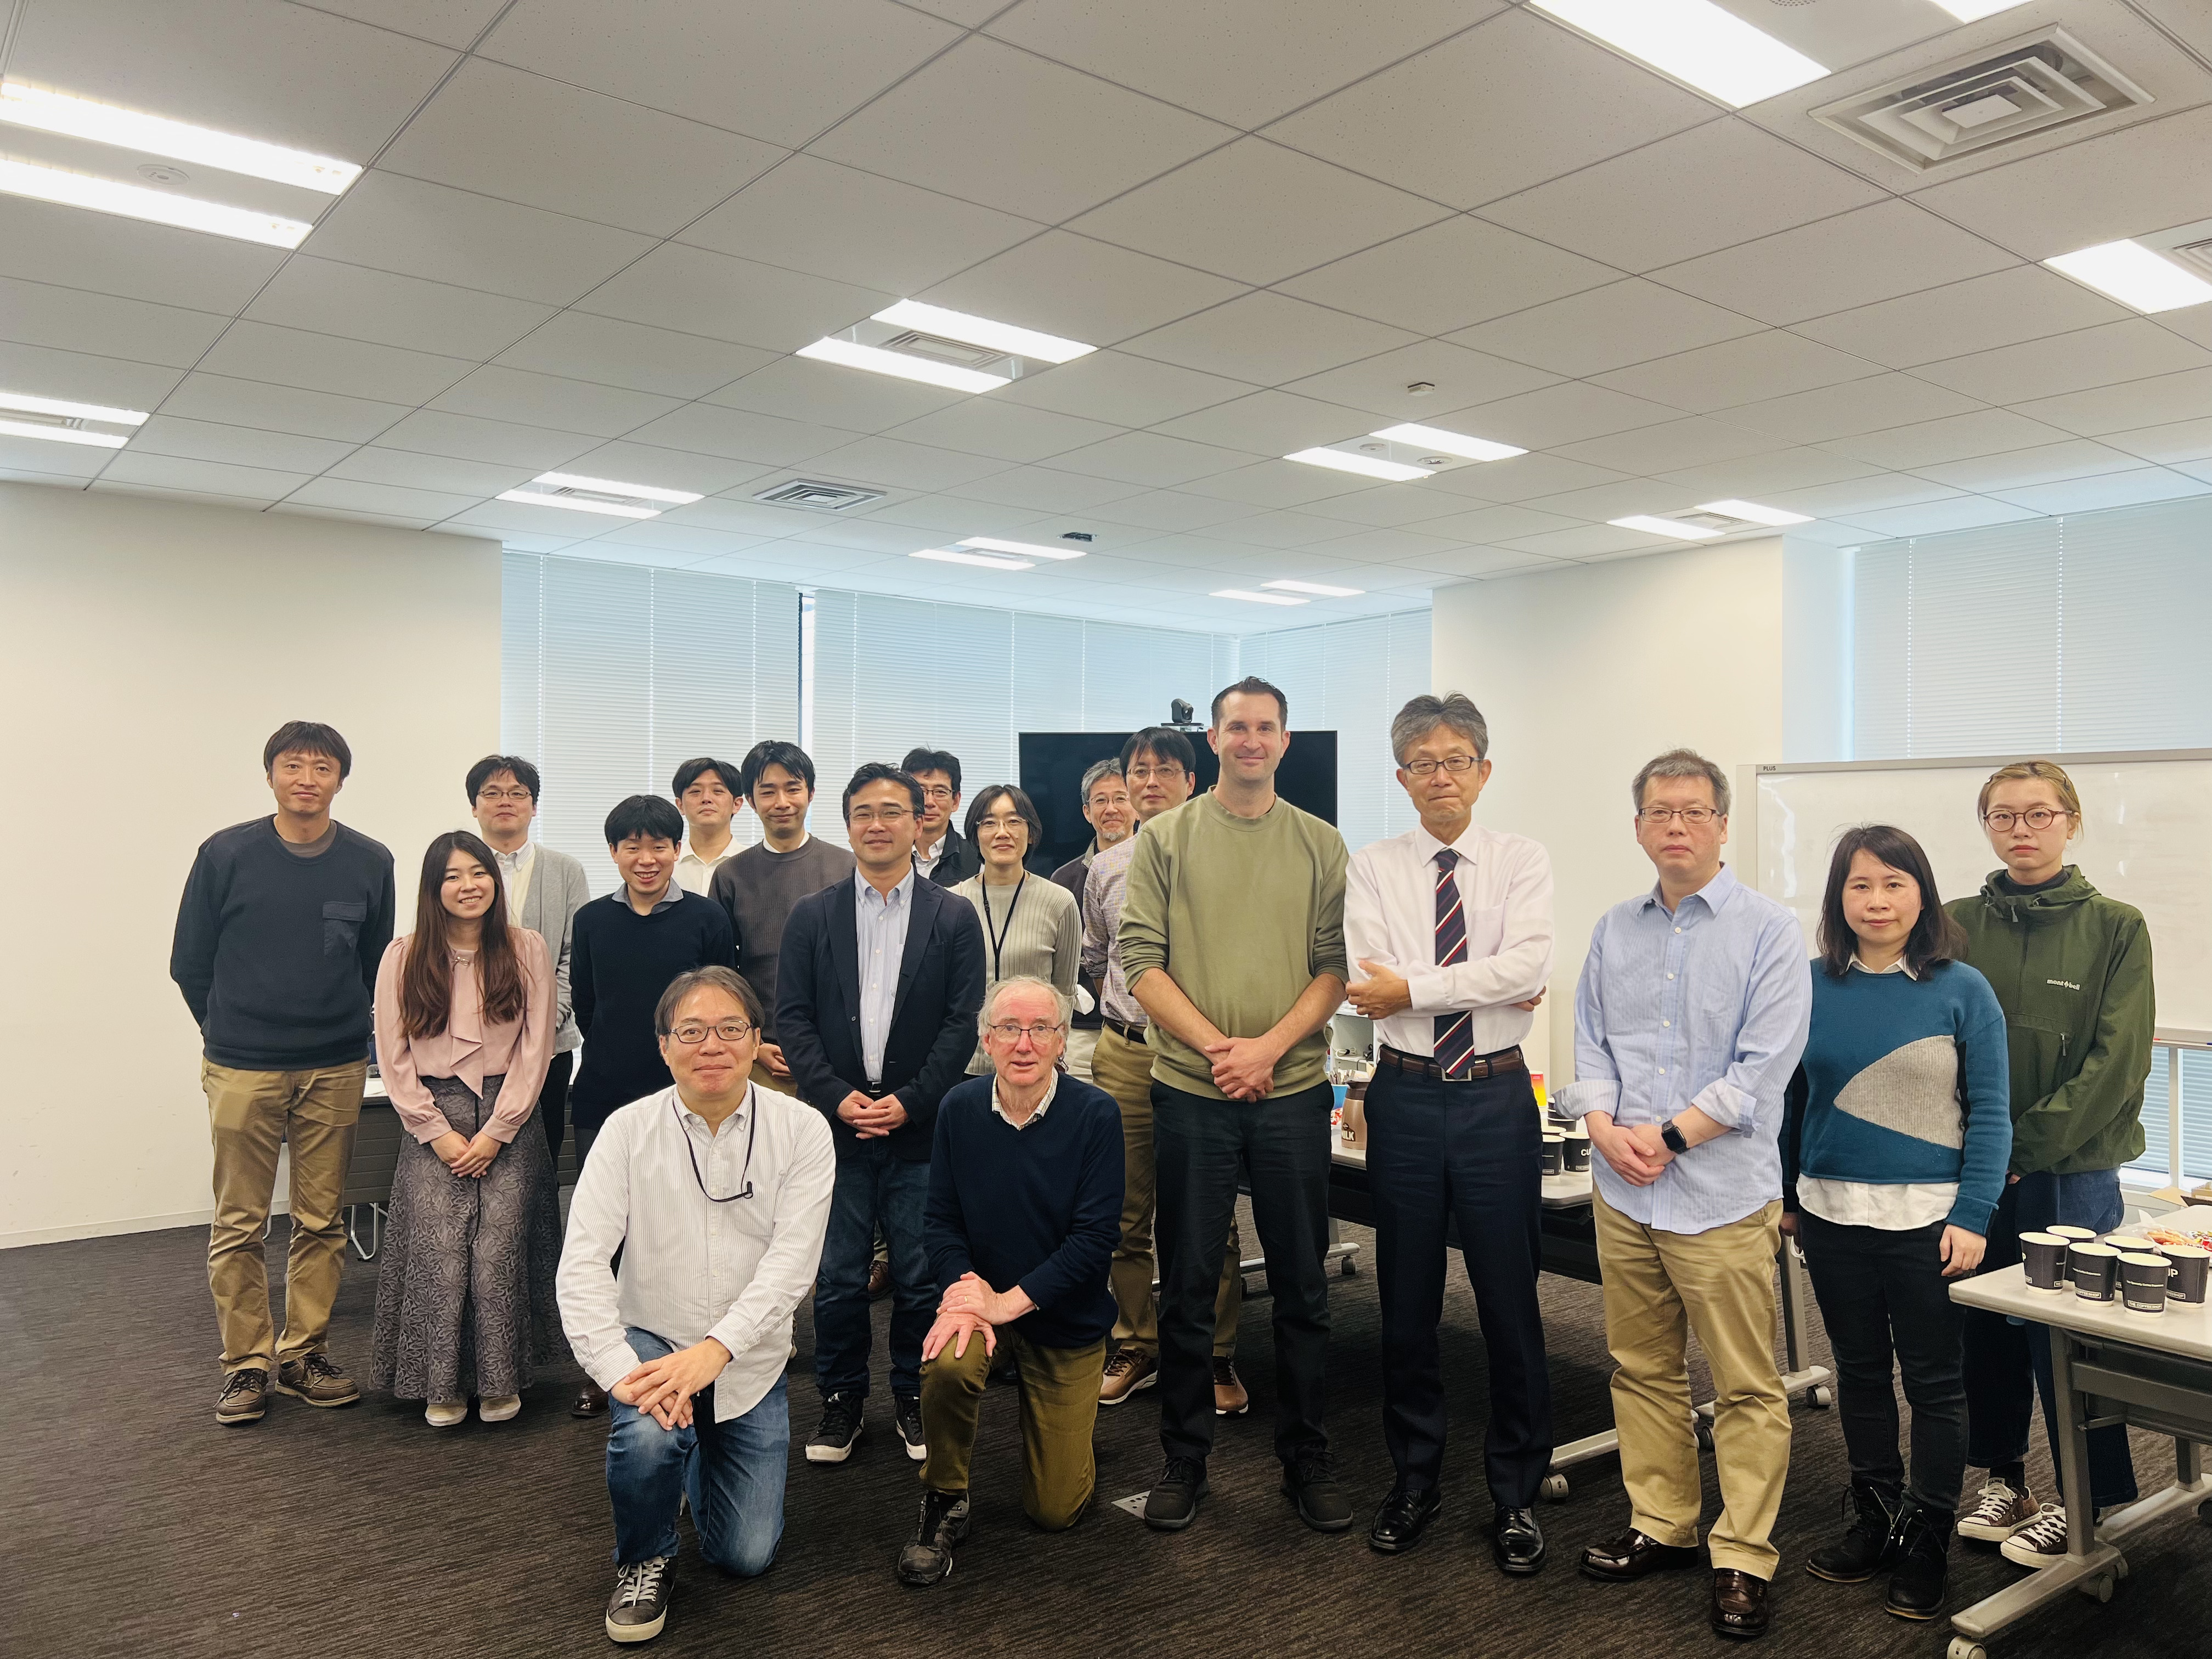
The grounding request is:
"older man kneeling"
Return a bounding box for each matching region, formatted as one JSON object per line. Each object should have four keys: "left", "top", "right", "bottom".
{"left": 897, "top": 975, "right": 1124, "bottom": 1586}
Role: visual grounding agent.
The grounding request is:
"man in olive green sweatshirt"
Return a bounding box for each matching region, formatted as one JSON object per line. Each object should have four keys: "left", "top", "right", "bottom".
{"left": 1118, "top": 676, "right": 1351, "bottom": 1537}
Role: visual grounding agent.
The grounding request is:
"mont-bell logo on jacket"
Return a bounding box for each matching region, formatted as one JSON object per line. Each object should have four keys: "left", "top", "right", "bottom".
{"left": 2047, "top": 978, "right": 2082, "bottom": 991}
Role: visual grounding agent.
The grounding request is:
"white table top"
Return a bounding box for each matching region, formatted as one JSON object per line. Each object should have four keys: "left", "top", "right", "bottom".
{"left": 1950, "top": 1263, "right": 2212, "bottom": 1364}
{"left": 1330, "top": 1141, "right": 1593, "bottom": 1209}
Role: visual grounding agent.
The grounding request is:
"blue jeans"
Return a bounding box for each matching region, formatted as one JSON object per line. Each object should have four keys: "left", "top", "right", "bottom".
{"left": 606, "top": 1328, "right": 788, "bottom": 1571}
{"left": 1962, "top": 1169, "right": 2138, "bottom": 1508}
{"left": 811, "top": 1142, "right": 932, "bottom": 1401}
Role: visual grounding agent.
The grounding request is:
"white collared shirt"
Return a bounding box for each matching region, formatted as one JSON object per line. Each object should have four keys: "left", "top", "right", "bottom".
{"left": 676, "top": 840, "right": 740, "bottom": 896}
{"left": 557, "top": 1082, "right": 836, "bottom": 1422}
{"left": 1343, "top": 819, "right": 1555, "bottom": 1060}
{"left": 495, "top": 840, "right": 535, "bottom": 922}
{"left": 915, "top": 834, "right": 947, "bottom": 880}
{"left": 992, "top": 1070, "right": 1058, "bottom": 1130}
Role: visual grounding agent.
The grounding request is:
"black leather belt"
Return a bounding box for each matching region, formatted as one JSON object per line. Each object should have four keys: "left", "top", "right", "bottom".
{"left": 1377, "top": 1043, "right": 1525, "bottom": 1083}
{"left": 1103, "top": 1017, "right": 1147, "bottom": 1043}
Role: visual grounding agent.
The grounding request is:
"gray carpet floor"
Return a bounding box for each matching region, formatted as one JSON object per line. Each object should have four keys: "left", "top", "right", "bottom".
{"left": 5, "top": 1211, "right": 2208, "bottom": 1659}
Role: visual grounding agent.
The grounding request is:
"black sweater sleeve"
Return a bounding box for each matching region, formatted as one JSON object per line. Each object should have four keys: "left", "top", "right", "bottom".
{"left": 170, "top": 837, "right": 225, "bottom": 1029}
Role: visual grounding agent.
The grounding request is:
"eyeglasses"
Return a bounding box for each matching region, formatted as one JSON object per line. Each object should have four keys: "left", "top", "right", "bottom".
{"left": 476, "top": 787, "right": 533, "bottom": 803}
{"left": 848, "top": 806, "right": 911, "bottom": 825}
{"left": 1125, "top": 764, "right": 1185, "bottom": 783}
{"left": 918, "top": 785, "right": 956, "bottom": 802}
{"left": 1637, "top": 806, "right": 1720, "bottom": 826}
{"left": 1404, "top": 754, "right": 1480, "bottom": 777}
{"left": 667, "top": 1020, "right": 755, "bottom": 1045}
{"left": 986, "top": 1021, "right": 1065, "bottom": 1044}
{"left": 1983, "top": 808, "right": 2072, "bottom": 832}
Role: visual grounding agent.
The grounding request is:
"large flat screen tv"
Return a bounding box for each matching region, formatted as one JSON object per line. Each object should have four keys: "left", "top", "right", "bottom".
{"left": 1018, "top": 730, "right": 1339, "bottom": 872}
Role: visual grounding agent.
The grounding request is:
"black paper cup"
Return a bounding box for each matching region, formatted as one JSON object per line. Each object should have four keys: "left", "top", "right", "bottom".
{"left": 2121, "top": 1251, "right": 2170, "bottom": 1314}
{"left": 1541, "top": 1134, "right": 1564, "bottom": 1176}
{"left": 2159, "top": 1243, "right": 2210, "bottom": 1305}
{"left": 2048, "top": 1226, "right": 2096, "bottom": 1280}
{"left": 2070, "top": 1242, "right": 2121, "bottom": 1302}
{"left": 2021, "top": 1232, "right": 2069, "bottom": 1293}
{"left": 1565, "top": 1131, "right": 1591, "bottom": 1172}
{"left": 2105, "top": 1234, "right": 2156, "bottom": 1256}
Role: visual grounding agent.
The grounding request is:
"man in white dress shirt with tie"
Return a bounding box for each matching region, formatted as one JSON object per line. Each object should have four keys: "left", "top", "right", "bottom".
{"left": 1345, "top": 693, "right": 1555, "bottom": 1572}
{"left": 558, "top": 966, "right": 835, "bottom": 1646}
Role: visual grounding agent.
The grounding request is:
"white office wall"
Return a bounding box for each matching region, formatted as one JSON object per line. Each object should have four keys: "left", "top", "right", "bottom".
{"left": 0, "top": 483, "right": 501, "bottom": 1247}
{"left": 1430, "top": 538, "right": 1791, "bottom": 1083}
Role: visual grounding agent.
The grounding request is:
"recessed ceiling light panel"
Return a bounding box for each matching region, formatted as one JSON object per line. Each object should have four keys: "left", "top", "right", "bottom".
{"left": 1611, "top": 514, "right": 1723, "bottom": 541}
{"left": 1370, "top": 423, "right": 1526, "bottom": 462}
{"left": 0, "top": 157, "right": 311, "bottom": 245}
{"left": 872, "top": 301, "right": 1094, "bottom": 365}
{"left": 1261, "top": 579, "right": 1364, "bottom": 597}
{"left": 913, "top": 546, "right": 1032, "bottom": 570}
{"left": 0, "top": 417, "right": 129, "bottom": 448}
{"left": 957, "top": 536, "right": 1087, "bottom": 562}
{"left": 1284, "top": 447, "right": 1432, "bottom": 483}
{"left": 1214, "top": 589, "right": 1308, "bottom": 606}
{"left": 1530, "top": 0, "right": 1827, "bottom": 108}
{"left": 797, "top": 336, "right": 1011, "bottom": 393}
{"left": 0, "top": 388, "right": 148, "bottom": 426}
{"left": 1696, "top": 498, "right": 1812, "bottom": 526}
{"left": 1932, "top": 1, "right": 2035, "bottom": 20}
{"left": 0, "top": 82, "right": 361, "bottom": 193}
{"left": 496, "top": 489, "right": 659, "bottom": 520}
{"left": 532, "top": 471, "right": 702, "bottom": 505}
{"left": 2045, "top": 239, "right": 2212, "bottom": 314}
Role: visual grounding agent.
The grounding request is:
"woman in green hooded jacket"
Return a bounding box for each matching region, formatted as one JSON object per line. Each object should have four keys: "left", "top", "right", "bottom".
{"left": 1948, "top": 759, "right": 2155, "bottom": 1570}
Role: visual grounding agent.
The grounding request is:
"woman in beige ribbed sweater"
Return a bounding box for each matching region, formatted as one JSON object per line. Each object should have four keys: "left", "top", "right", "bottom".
{"left": 952, "top": 785, "right": 1080, "bottom": 1074}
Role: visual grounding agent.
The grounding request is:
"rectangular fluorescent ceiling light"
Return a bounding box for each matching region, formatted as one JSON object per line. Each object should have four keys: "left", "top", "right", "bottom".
{"left": 495, "top": 490, "right": 659, "bottom": 520}
{"left": 1369, "top": 423, "right": 1525, "bottom": 462}
{"left": 1697, "top": 498, "right": 1810, "bottom": 526}
{"left": 1611, "top": 514, "right": 1722, "bottom": 541}
{"left": 913, "top": 546, "right": 1032, "bottom": 570}
{"left": 0, "top": 157, "right": 311, "bottom": 246}
{"left": 797, "top": 336, "right": 1009, "bottom": 393}
{"left": 531, "top": 471, "right": 702, "bottom": 505}
{"left": 1932, "top": 1, "right": 2034, "bottom": 20}
{"left": 2045, "top": 240, "right": 2212, "bottom": 314}
{"left": 871, "top": 301, "right": 1094, "bottom": 365}
{"left": 0, "top": 417, "right": 129, "bottom": 448}
{"left": 1530, "top": 0, "right": 1827, "bottom": 108}
{"left": 1284, "top": 447, "right": 1431, "bottom": 483}
{"left": 957, "top": 535, "right": 1086, "bottom": 562}
{"left": 0, "top": 82, "right": 360, "bottom": 192}
{"left": 1262, "top": 579, "right": 1364, "bottom": 597}
{"left": 1214, "top": 589, "right": 1307, "bottom": 606}
{"left": 0, "top": 389, "right": 148, "bottom": 425}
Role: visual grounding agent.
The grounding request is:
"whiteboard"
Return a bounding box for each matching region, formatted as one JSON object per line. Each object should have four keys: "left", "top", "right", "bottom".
{"left": 1745, "top": 751, "right": 2212, "bottom": 1039}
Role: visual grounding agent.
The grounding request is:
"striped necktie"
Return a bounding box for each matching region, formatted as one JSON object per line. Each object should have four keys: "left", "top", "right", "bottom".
{"left": 1433, "top": 848, "right": 1474, "bottom": 1078}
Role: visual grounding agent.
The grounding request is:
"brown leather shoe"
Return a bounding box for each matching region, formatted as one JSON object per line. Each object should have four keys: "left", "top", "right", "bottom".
{"left": 571, "top": 1381, "right": 608, "bottom": 1418}
{"left": 1212, "top": 1357, "right": 1250, "bottom": 1417}
{"left": 1711, "top": 1569, "right": 1771, "bottom": 1639}
{"left": 868, "top": 1258, "right": 893, "bottom": 1300}
{"left": 1099, "top": 1347, "right": 1158, "bottom": 1404}
{"left": 1579, "top": 1528, "right": 1701, "bottom": 1582}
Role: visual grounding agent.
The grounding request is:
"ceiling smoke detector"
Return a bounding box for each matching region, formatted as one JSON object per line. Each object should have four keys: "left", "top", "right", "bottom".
{"left": 751, "top": 479, "right": 886, "bottom": 512}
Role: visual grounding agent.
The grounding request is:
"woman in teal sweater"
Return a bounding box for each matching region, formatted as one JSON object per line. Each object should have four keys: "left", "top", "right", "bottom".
{"left": 1782, "top": 825, "right": 2010, "bottom": 1623}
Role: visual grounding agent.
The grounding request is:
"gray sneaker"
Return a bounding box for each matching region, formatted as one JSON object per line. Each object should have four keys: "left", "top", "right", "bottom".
{"left": 216, "top": 1367, "right": 268, "bottom": 1425}
{"left": 605, "top": 1556, "right": 673, "bottom": 1644}
{"left": 896, "top": 1488, "right": 971, "bottom": 1587}
{"left": 274, "top": 1351, "right": 360, "bottom": 1408}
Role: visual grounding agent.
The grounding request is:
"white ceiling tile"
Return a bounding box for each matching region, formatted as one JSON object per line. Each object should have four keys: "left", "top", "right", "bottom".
{"left": 438, "top": 498, "right": 610, "bottom": 541}
{"left": 1593, "top": 331, "right": 1883, "bottom": 415}
{"left": 575, "top": 244, "right": 891, "bottom": 352}
{"left": 788, "top": 436, "right": 1010, "bottom": 492}
{"left": 668, "top": 497, "right": 869, "bottom": 536}
{"left": 377, "top": 59, "right": 787, "bottom": 238}
{"left": 2097, "top": 417, "right": 2212, "bottom": 465}
{"left": 375, "top": 409, "right": 602, "bottom": 469}
{"left": 1501, "top": 524, "right": 1658, "bottom": 558}
{"left": 1836, "top": 498, "right": 2042, "bottom": 539}
{"left": 1520, "top": 479, "right": 1690, "bottom": 522}
{"left": 93, "top": 479, "right": 290, "bottom": 512}
{"left": 1758, "top": 475, "right": 1966, "bottom": 518}
{"left": 1279, "top": 216, "right": 1621, "bottom": 337}
{"left": 554, "top": 443, "right": 775, "bottom": 497}
{"left": 1262, "top": 7, "right": 1712, "bottom": 209}
{"left": 479, "top": 0, "right": 961, "bottom": 148}
{"left": 1710, "top": 374, "right": 1985, "bottom": 445}
{"left": 0, "top": 276, "right": 225, "bottom": 369}
{"left": 620, "top": 402, "right": 860, "bottom": 465}
{"left": 159, "top": 374, "right": 410, "bottom": 442}
{"left": 1650, "top": 202, "right": 2020, "bottom": 328}
{"left": 306, "top": 1, "right": 510, "bottom": 50}
{"left": 1418, "top": 450, "right": 1626, "bottom": 503}
{"left": 1988, "top": 469, "right": 2212, "bottom": 515}
{"left": 197, "top": 320, "right": 473, "bottom": 405}
{"left": 1913, "top": 440, "right": 2149, "bottom": 494}
{"left": 986, "top": 0, "right": 1505, "bottom": 129}
{"left": 1789, "top": 267, "right": 2131, "bottom": 371}
{"left": 98, "top": 450, "right": 314, "bottom": 501}
{"left": 1278, "top": 342, "right": 1560, "bottom": 422}
{"left": 514, "top": 533, "right": 698, "bottom": 566}
{"left": 491, "top": 313, "right": 775, "bottom": 400}
{"left": 1068, "top": 139, "right": 1451, "bottom": 287}
{"left": 1067, "top": 491, "right": 1257, "bottom": 533}
{"left": 1294, "top": 487, "right": 1465, "bottom": 529}
{"left": 1398, "top": 548, "right": 1566, "bottom": 580}
{"left": 679, "top": 156, "right": 1043, "bottom": 294}
{"left": 325, "top": 447, "right": 537, "bottom": 495}
{"left": 861, "top": 494, "right": 1058, "bottom": 537}
{"left": 1152, "top": 391, "right": 1372, "bottom": 457}
{"left": 302, "top": 171, "right": 657, "bottom": 305}
{"left": 1447, "top": 279, "right": 1763, "bottom": 380}
{"left": 992, "top": 352, "right": 1251, "bottom": 430}
{"left": 1178, "top": 460, "right": 1374, "bottom": 510}
{"left": 808, "top": 36, "right": 1235, "bottom": 222}
{"left": 426, "top": 365, "right": 684, "bottom": 438}
{"left": 2009, "top": 369, "right": 2212, "bottom": 438}
{"left": 1448, "top": 381, "right": 1679, "bottom": 450}
{"left": 1119, "top": 292, "right": 1418, "bottom": 386}
{"left": 127, "top": 416, "right": 356, "bottom": 474}
{"left": 1817, "top": 408, "right": 2076, "bottom": 470}
{"left": 281, "top": 476, "right": 486, "bottom": 520}
{"left": 1049, "top": 431, "right": 1256, "bottom": 487}
{"left": 1297, "top": 524, "right": 1483, "bottom": 563}
{"left": 0, "top": 342, "right": 182, "bottom": 411}
{"left": 703, "top": 357, "right": 964, "bottom": 433}
{"left": 1474, "top": 117, "right": 1888, "bottom": 274}
{"left": 244, "top": 257, "right": 555, "bottom": 360}
{"left": 917, "top": 231, "right": 1247, "bottom": 350}
{"left": 781, "top": 517, "right": 955, "bottom": 557}
{"left": 2152, "top": 305, "right": 2212, "bottom": 354}
{"left": 1911, "top": 321, "right": 2212, "bottom": 406}
{"left": 0, "top": 442, "right": 107, "bottom": 479}
{"left": 1416, "top": 504, "right": 1584, "bottom": 542}
{"left": 943, "top": 466, "right": 1149, "bottom": 514}
{"left": 1554, "top": 416, "right": 1779, "bottom": 475}
{"left": 877, "top": 400, "right": 1126, "bottom": 465}
{"left": 1649, "top": 447, "right": 1884, "bottom": 498}
{"left": 2171, "top": 458, "right": 2212, "bottom": 486}
{"left": 0, "top": 196, "right": 286, "bottom": 313}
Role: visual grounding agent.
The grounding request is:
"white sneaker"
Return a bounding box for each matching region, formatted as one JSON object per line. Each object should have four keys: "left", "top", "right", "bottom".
{"left": 479, "top": 1394, "right": 521, "bottom": 1423}
{"left": 1956, "top": 1477, "right": 2036, "bottom": 1541}
{"left": 1999, "top": 1503, "right": 2072, "bottom": 1567}
{"left": 425, "top": 1400, "right": 469, "bottom": 1428}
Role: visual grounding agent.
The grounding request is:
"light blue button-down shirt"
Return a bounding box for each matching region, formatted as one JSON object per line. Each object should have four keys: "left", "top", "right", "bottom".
{"left": 855, "top": 868, "right": 915, "bottom": 1090}
{"left": 1558, "top": 865, "right": 1812, "bottom": 1235}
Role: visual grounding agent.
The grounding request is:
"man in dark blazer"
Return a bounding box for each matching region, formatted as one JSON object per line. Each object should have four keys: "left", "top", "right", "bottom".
{"left": 778, "top": 763, "right": 986, "bottom": 1469}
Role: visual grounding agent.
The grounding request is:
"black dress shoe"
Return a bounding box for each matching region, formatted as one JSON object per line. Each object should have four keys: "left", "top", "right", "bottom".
{"left": 1493, "top": 1506, "right": 1547, "bottom": 1576}
{"left": 1368, "top": 1485, "right": 1443, "bottom": 1554}
{"left": 571, "top": 1381, "right": 607, "bottom": 1418}
{"left": 1282, "top": 1453, "right": 1355, "bottom": 1533}
{"left": 1712, "top": 1568, "right": 1771, "bottom": 1639}
{"left": 1580, "top": 1527, "right": 1701, "bottom": 1582}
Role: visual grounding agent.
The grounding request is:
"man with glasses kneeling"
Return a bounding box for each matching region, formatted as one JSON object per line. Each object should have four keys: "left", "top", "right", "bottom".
{"left": 557, "top": 967, "right": 836, "bottom": 1645}
{"left": 896, "top": 976, "right": 1123, "bottom": 1586}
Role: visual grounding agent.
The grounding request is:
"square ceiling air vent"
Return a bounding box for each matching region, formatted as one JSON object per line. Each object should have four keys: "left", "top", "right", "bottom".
{"left": 1812, "top": 29, "right": 2151, "bottom": 173}
{"left": 752, "top": 479, "right": 885, "bottom": 512}
{"left": 877, "top": 330, "right": 1009, "bottom": 371}
{"left": 2164, "top": 238, "right": 2212, "bottom": 281}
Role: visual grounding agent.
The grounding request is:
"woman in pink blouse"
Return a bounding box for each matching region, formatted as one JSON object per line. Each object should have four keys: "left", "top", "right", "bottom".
{"left": 369, "top": 829, "right": 563, "bottom": 1427}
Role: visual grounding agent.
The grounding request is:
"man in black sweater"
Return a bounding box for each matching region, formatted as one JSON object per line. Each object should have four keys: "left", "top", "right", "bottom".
{"left": 171, "top": 721, "right": 395, "bottom": 1427}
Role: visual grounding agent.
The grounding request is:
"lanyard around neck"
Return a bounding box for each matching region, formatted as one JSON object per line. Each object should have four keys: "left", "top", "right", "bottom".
{"left": 675, "top": 1090, "right": 757, "bottom": 1202}
{"left": 979, "top": 872, "right": 1025, "bottom": 982}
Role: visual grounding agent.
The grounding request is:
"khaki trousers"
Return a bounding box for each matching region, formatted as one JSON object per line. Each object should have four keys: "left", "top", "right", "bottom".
{"left": 1091, "top": 1026, "right": 1240, "bottom": 1358}
{"left": 203, "top": 1059, "right": 368, "bottom": 1373}
{"left": 1593, "top": 1190, "right": 1792, "bottom": 1578}
{"left": 919, "top": 1330, "right": 1105, "bottom": 1530}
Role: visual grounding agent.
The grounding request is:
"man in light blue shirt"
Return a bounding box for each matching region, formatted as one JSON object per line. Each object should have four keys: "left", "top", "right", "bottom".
{"left": 1558, "top": 749, "right": 1810, "bottom": 1643}
{"left": 856, "top": 867, "right": 912, "bottom": 1089}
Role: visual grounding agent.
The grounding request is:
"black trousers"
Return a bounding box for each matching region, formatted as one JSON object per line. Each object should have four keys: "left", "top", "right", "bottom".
{"left": 1366, "top": 1063, "right": 1553, "bottom": 1509}
{"left": 1153, "top": 1078, "right": 1333, "bottom": 1466}
{"left": 1797, "top": 1209, "right": 1967, "bottom": 1512}
{"left": 535, "top": 1050, "right": 574, "bottom": 1165}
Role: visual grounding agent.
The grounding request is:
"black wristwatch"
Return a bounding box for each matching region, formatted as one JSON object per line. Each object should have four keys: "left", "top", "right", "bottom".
{"left": 1660, "top": 1119, "right": 1689, "bottom": 1156}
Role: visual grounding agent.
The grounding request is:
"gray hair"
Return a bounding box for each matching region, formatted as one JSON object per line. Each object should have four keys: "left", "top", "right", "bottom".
{"left": 654, "top": 965, "right": 765, "bottom": 1035}
{"left": 1079, "top": 757, "right": 1122, "bottom": 800}
{"left": 977, "top": 974, "right": 1073, "bottom": 1036}
{"left": 1390, "top": 692, "right": 1489, "bottom": 764}
{"left": 1631, "top": 748, "right": 1730, "bottom": 816}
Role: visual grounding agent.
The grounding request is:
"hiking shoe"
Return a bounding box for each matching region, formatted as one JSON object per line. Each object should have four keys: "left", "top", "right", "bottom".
{"left": 274, "top": 1351, "right": 360, "bottom": 1408}
{"left": 1100, "top": 1348, "right": 1158, "bottom": 1404}
{"left": 1143, "top": 1457, "right": 1209, "bottom": 1531}
{"left": 1886, "top": 1499, "right": 1955, "bottom": 1620}
{"left": 1213, "top": 1357, "right": 1250, "bottom": 1417}
{"left": 1999, "top": 1504, "right": 2072, "bottom": 1567}
{"left": 806, "top": 1392, "right": 864, "bottom": 1464}
{"left": 216, "top": 1367, "right": 268, "bottom": 1425}
{"left": 1806, "top": 1480, "right": 1900, "bottom": 1583}
{"left": 604, "top": 1555, "right": 672, "bottom": 1644}
{"left": 1283, "top": 1452, "right": 1355, "bottom": 1532}
{"left": 1956, "top": 1476, "right": 2036, "bottom": 1541}
{"left": 894, "top": 1395, "right": 927, "bottom": 1463}
{"left": 896, "top": 1488, "right": 972, "bottom": 1586}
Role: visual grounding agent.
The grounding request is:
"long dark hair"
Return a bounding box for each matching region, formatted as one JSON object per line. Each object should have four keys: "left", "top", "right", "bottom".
{"left": 399, "top": 830, "right": 527, "bottom": 1037}
{"left": 1816, "top": 823, "right": 1965, "bottom": 980}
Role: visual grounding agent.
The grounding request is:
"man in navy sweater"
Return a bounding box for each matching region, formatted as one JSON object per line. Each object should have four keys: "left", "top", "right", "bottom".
{"left": 896, "top": 975, "right": 1124, "bottom": 1586}
{"left": 172, "top": 721, "right": 394, "bottom": 1427}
